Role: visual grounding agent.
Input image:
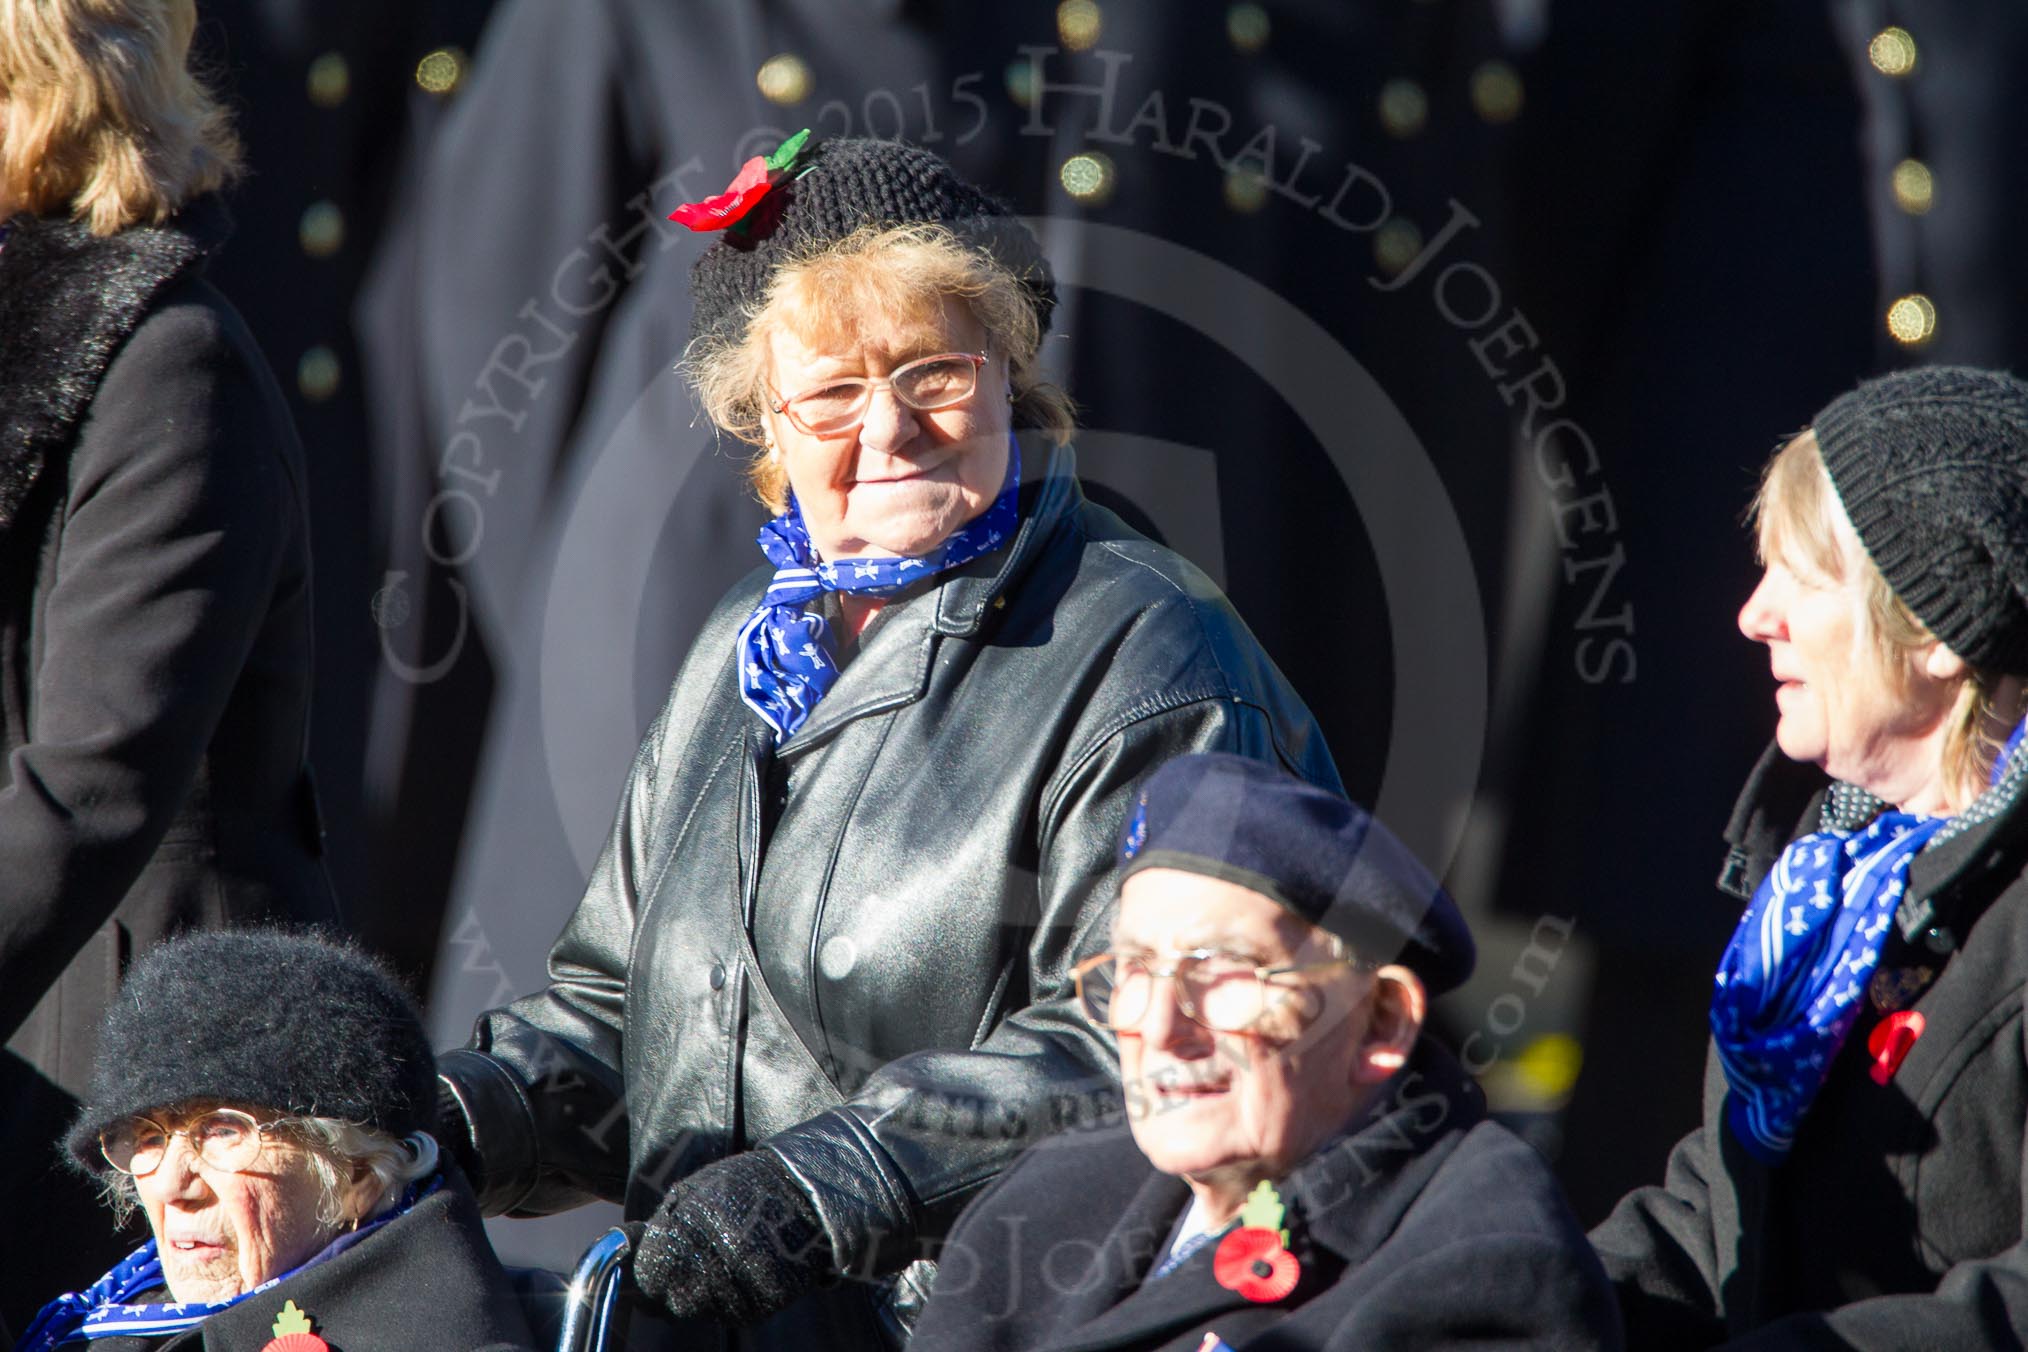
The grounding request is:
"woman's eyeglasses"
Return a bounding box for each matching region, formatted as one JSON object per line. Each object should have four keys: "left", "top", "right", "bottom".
{"left": 1072, "top": 949, "right": 1359, "bottom": 1034}
{"left": 769, "top": 352, "right": 989, "bottom": 435}
{"left": 100, "top": 1107, "right": 291, "bottom": 1177}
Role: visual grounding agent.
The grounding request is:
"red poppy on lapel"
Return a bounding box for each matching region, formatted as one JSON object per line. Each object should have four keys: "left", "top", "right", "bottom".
{"left": 1213, "top": 1179, "right": 1301, "bottom": 1302}
{"left": 1213, "top": 1227, "right": 1299, "bottom": 1303}
{"left": 1867, "top": 1009, "right": 1926, "bottom": 1085}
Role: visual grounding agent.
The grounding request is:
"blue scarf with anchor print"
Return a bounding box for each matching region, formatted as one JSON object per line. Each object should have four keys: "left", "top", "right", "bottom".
{"left": 736, "top": 437, "right": 1019, "bottom": 741}
{"left": 18, "top": 1175, "right": 440, "bottom": 1348}
{"left": 1712, "top": 721, "right": 2028, "bottom": 1162}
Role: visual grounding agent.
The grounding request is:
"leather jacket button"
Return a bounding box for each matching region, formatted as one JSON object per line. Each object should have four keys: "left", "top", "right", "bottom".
{"left": 708, "top": 962, "right": 727, "bottom": 990}
{"left": 819, "top": 935, "right": 858, "bottom": 980}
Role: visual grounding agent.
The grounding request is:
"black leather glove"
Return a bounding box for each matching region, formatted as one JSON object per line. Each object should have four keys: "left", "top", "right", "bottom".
{"left": 434, "top": 1077, "right": 486, "bottom": 1194}
{"left": 629, "top": 1149, "right": 834, "bottom": 1327}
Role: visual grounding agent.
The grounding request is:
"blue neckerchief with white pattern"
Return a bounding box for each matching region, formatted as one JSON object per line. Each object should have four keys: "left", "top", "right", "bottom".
{"left": 737, "top": 437, "right": 1020, "bottom": 741}
{"left": 1712, "top": 721, "right": 2028, "bottom": 1163}
{"left": 18, "top": 1174, "right": 441, "bottom": 1349}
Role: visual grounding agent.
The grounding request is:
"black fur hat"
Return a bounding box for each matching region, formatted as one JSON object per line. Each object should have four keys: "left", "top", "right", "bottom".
{"left": 65, "top": 930, "right": 436, "bottom": 1172}
{"left": 685, "top": 135, "right": 1056, "bottom": 350}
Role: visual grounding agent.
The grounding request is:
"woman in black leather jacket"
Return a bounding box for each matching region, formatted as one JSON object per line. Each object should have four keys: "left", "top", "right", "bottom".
{"left": 431, "top": 134, "right": 1339, "bottom": 1349}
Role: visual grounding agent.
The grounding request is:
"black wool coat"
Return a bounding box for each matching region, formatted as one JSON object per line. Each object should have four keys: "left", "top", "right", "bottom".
{"left": 0, "top": 200, "right": 339, "bottom": 1334}
{"left": 1591, "top": 743, "right": 2028, "bottom": 1348}
{"left": 907, "top": 1041, "right": 1623, "bottom": 1352}
{"left": 77, "top": 1174, "right": 538, "bottom": 1352}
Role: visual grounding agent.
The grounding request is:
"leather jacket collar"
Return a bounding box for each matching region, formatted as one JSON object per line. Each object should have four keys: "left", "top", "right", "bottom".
{"left": 775, "top": 439, "right": 1083, "bottom": 756}
{"left": 933, "top": 437, "right": 1081, "bottom": 638}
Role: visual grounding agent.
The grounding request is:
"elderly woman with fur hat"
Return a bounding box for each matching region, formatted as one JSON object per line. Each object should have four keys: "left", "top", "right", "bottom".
{"left": 17, "top": 931, "right": 535, "bottom": 1351}
{"left": 1591, "top": 367, "right": 2028, "bottom": 1347}
{"left": 909, "top": 753, "right": 1622, "bottom": 1352}
{"left": 428, "top": 132, "right": 1336, "bottom": 1347}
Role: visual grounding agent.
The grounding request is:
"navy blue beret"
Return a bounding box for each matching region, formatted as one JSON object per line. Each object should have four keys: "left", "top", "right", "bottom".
{"left": 1119, "top": 753, "right": 1475, "bottom": 996}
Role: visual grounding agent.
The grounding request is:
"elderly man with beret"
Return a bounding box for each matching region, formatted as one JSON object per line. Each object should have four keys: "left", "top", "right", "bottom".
{"left": 908, "top": 753, "right": 1622, "bottom": 1351}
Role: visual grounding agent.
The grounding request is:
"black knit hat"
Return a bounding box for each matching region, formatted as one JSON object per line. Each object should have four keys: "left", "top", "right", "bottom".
{"left": 1811, "top": 365, "right": 2028, "bottom": 673}
{"left": 65, "top": 930, "right": 437, "bottom": 1172}
{"left": 1119, "top": 753, "right": 1476, "bottom": 996}
{"left": 684, "top": 135, "right": 1056, "bottom": 350}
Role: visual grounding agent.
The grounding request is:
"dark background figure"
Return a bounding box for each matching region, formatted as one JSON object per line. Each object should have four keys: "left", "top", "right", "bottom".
{"left": 1825, "top": 0, "right": 2028, "bottom": 375}
{"left": 189, "top": 0, "right": 498, "bottom": 964}
{"left": 1488, "top": 0, "right": 1880, "bottom": 1221}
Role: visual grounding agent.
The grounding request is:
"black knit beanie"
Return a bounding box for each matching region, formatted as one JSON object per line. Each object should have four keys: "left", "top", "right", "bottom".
{"left": 685, "top": 136, "right": 1055, "bottom": 350}
{"left": 66, "top": 930, "right": 437, "bottom": 1172}
{"left": 1812, "top": 365, "right": 2028, "bottom": 674}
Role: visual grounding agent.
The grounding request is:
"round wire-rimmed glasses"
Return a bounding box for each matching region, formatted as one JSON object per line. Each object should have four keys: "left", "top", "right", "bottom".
{"left": 1072, "top": 949, "right": 1360, "bottom": 1034}
{"left": 768, "top": 351, "right": 989, "bottom": 435}
{"left": 99, "top": 1107, "right": 292, "bottom": 1177}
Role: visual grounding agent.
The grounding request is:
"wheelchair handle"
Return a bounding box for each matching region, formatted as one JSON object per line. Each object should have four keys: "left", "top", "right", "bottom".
{"left": 555, "top": 1227, "right": 631, "bottom": 1352}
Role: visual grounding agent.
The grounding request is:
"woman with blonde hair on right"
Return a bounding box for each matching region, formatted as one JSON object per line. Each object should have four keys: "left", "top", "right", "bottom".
{"left": 0, "top": 0, "right": 336, "bottom": 1332}
{"left": 1591, "top": 366, "right": 2028, "bottom": 1347}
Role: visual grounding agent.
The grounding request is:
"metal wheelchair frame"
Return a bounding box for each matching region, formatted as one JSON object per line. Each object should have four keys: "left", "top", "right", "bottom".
{"left": 554, "top": 1227, "right": 632, "bottom": 1352}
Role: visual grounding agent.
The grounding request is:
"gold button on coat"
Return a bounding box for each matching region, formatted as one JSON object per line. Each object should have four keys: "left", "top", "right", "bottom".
{"left": 306, "top": 53, "right": 349, "bottom": 107}
{"left": 756, "top": 53, "right": 812, "bottom": 105}
{"left": 1886, "top": 294, "right": 1937, "bottom": 346}
{"left": 1057, "top": 0, "right": 1101, "bottom": 50}
{"left": 1227, "top": 4, "right": 1270, "bottom": 53}
{"left": 1059, "top": 152, "right": 1116, "bottom": 205}
{"left": 1891, "top": 159, "right": 1933, "bottom": 214}
{"left": 1470, "top": 61, "right": 1524, "bottom": 123}
{"left": 1868, "top": 27, "right": 1917, "bottom": 77}
{"left": 299, "top": 201, "right": 344, "bottom": 258}
{"left": 416, "top": 47, "right": 467, "bottom": 95}
{"left": 1378, "top": 79, "right": 1428, "bottom": 138}
{"left": 298, "top": 347, "right": 342, "bottom": 402}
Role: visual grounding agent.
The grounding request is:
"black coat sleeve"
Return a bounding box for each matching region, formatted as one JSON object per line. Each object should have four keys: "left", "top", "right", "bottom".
{"left": 1588, "top": 1116, "right": 1731, "bottom": 1349}
{"left": 0, "top": 289, "right": 299, "bottom": 1038}
{"left": 1330, "top": 1232, "right": 1624, "bottom": 1351}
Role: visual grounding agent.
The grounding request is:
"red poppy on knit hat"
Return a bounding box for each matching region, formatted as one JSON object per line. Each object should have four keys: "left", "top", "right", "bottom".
{"left": 668, "top": 129, "right": 811, "bottom": 234}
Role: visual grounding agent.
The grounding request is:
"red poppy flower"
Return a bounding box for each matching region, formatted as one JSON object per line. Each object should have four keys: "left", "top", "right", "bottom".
{"left": 668, "top": 155, "right": 773, "bottom": 231}
{"left": 1868, "top": 1009, "right": 1926, "bottom": 1086}
{"left": 260, "top": 1335, "right": 328, "bottom": 1352}
{"left": 668, "top": 129, "right": 812, "bottom": 232}
{"left": 1213, "top": 1226, "right": 1300, "bottom": 1303}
